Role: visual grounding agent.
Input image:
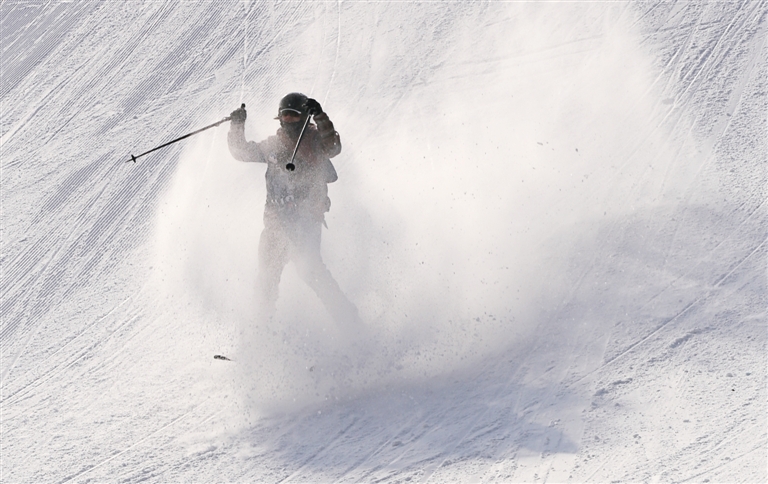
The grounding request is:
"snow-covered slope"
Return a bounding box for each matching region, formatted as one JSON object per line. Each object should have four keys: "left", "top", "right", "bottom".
{"left": 2, "top": 1, "right": 765, "bottom": 482}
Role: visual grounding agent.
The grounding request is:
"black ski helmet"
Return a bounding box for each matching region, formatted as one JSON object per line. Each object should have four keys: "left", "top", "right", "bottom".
{"left": 277, "top": 92, "right": 308, "bottom": 117}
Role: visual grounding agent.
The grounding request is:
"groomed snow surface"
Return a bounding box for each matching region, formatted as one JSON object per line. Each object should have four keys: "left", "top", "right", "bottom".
{"left": 2, "top": 1, "right": 766, "bottom": 482}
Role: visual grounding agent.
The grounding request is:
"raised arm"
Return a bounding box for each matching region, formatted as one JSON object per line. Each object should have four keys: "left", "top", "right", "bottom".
{"left": 304, "top": 99, "right": 341, "bottom": 158}
{"left": 227, "top": 105, "right": 267, "bottom": 163}
{"left": 313, "top": 112, "right": 341, "bottom": 158}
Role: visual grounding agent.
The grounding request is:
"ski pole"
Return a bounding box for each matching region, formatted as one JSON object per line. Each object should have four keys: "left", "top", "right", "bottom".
{"left": 127, "top": 104, "right": 245, "bottom": 163}
{"left": 285, "top": 112, "right": 313, "bottom": 171}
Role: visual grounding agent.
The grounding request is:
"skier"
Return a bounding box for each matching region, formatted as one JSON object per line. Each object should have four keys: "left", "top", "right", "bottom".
{"left": 227, "top": 93, "right": 361, "bottom": 332}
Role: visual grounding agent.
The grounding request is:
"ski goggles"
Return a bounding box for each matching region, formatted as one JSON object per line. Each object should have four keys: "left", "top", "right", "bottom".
{"left": 279, "top": 108, "right": 303, "bottom": 117}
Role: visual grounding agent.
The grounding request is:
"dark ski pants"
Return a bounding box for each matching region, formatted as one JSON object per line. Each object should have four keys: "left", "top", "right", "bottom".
{"left": 256, "top": 212, "right": 360, "bottom": 328}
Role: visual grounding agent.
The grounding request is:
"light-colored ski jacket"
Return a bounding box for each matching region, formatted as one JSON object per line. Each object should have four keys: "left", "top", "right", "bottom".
{"left": 228, "top": 112, "right": 341, "bottom": 224}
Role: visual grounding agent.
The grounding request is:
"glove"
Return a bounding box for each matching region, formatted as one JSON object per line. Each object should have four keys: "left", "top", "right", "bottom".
{"left": 304, "top": 98, "right": 322, "bottom": 115}
{"left": 230, "top": 105, "right": 247, "bottom": 124}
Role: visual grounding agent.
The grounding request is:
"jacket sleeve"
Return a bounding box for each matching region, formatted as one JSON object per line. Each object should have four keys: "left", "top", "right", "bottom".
{"left": 228, "top": 122, "right": 267, "bottom": 163}
{"left": 313, "top": 112, "right": 341, "bottom": 158}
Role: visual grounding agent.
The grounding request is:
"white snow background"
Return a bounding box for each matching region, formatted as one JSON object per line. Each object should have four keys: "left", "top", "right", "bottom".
{"left": 1, "top": 1, "right": 766, "bottom": 482}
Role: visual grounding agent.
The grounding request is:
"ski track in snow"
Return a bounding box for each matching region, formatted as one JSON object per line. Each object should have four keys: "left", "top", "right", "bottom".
{"left": 1, "top": 1, "right": 766, "bottom": 482}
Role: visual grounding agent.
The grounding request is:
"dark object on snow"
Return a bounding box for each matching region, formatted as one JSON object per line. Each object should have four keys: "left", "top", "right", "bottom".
{"left": 213, "top": 354, "right": 232, "bottom": 361}
{"left": 127, "top": 104, "right": 245, "bottom": 163}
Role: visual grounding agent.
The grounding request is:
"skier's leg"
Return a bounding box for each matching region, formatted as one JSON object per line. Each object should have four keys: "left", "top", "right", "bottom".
{"left": 292, "top": 222, "right": 362, "bottom": 330}
{"left": 300, "top": 258, "right": 361, "bottom": 326}
{"left": 256, "top": 221, "right": 288, "bottom": 320}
